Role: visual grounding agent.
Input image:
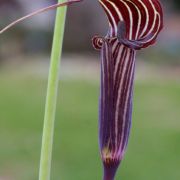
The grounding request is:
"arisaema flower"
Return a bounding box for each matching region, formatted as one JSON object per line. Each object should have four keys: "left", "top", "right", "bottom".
{"left": 1, "top": 0, "right": 163, "bottom": 179}
{"left": 92, "top": 0, "right": 163, "bottom": 179}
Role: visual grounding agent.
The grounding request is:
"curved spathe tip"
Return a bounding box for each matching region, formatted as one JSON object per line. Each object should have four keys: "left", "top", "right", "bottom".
{"left": 98, "top": 0, "right": 163, "bottom": 49}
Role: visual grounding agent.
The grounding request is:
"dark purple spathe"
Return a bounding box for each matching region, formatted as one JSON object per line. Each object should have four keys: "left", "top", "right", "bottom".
{"left": 92, "top": 0, "right": 163, "bottom": 179}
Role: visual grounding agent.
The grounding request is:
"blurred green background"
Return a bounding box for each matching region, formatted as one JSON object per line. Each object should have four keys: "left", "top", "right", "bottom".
{"left": 0, "top": 0, "right": 180, "bottom": 180}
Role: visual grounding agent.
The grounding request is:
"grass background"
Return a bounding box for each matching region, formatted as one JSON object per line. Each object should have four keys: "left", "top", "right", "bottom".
{"left": 0, "top": 67, "right": 179, "bottom": 180}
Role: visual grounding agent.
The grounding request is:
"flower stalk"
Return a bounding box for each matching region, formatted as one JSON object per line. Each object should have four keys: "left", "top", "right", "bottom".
{"left": 38, "top": 1, "right": 67, "bottom": 180}
{"left": 0, "top": 1, "right": 82, "bottom": 179}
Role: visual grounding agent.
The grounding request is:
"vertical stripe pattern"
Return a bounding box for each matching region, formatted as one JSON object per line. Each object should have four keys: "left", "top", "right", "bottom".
{"left": 95, "top": 38, "right": 135, "bottom": 180}
{"left": 92, "top": 1, "right": 163, "bottom": 180}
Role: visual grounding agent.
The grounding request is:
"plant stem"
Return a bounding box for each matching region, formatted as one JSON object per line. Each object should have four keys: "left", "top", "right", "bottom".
{"left": 38, "top": 1, "right": 67, "bottom": 180}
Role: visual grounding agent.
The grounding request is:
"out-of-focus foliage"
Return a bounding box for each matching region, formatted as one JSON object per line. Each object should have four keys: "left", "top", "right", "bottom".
{"left": 0, "top": 0, "right": 22, "bottom": 19}
{"left": 174, "top": 0, "right": 180, "bottom": 10}
{"left": 0, "top": 0, "right": 20, "bottom": 8}
{"left": 0, "top": 69, "right": 180, "bottom": 180}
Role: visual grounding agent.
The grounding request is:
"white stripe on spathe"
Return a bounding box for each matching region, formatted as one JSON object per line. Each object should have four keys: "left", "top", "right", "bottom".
{"left": 99, "top": 0, "right": 118, "bottom": 36}
{"left": 138, "top": 0, "right": 149, "bottom": 37}
{"left": 114, "top": 47, "right": 130, "bottom": 153}
{"left": 126, "top": 0, "right": 142, "bottom": 39}
{"left": 119, "top": 0, "right": 133, "bottom": 40}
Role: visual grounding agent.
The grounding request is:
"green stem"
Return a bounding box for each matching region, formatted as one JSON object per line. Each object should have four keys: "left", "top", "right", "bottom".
{"left": 38, "top": 1, "right": 67, "bottom": 180}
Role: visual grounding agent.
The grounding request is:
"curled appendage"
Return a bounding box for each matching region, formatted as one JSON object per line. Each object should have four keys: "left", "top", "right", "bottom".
{"left": 0, "top": 0, "right": 83, "bottom": 34}
{"left": 92, "top": 36, "right": 117, "bottom": 51}
{"left": 92, "top": 36, "right": 104, "bottom": 50}
{"left": 93, "top": 19, "right": 158, "bottom": 51}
